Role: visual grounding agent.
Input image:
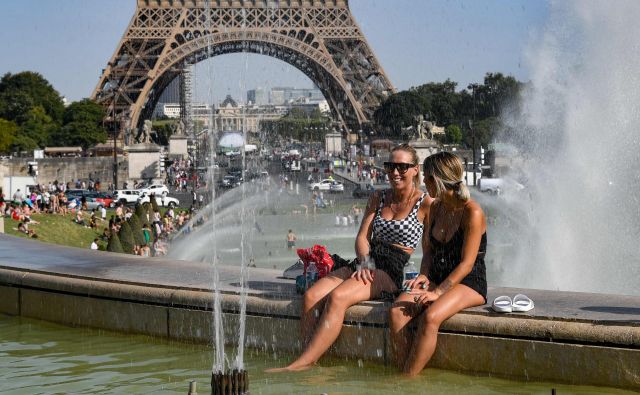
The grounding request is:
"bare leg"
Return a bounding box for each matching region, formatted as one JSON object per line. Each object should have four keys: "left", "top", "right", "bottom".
{"left": 267, "top": 270, "right": 396, "bottom": 372}
{"left": 403, "top": 285, "right": 484, "bottom": 376}
{"left": 300, "top": 267, "right": 352, "bottom": 344}
{"left": 388, "top": 292, "right": 422, "bottom": 367}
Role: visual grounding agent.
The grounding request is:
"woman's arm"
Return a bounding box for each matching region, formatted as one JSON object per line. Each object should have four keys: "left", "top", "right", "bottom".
{"left": 406, "top": 199, "right": 433, "bottom": 290}
{"left": 354, "top": 190, "right": 380, "bottom": 259}
{"left": 352, "top": 191, "right": 381, "bottom": 284}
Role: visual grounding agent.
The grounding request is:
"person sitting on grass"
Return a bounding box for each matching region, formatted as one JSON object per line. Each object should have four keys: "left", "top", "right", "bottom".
{"left": 74, "top": 209, "right": 87, "bottom": 226}
{"left": 89, "top": 210, "right": 98, "bottom": 229}
{"left": 100, "top": 227, "right": 110, "bottom": 242}
{"left": 16, "top": 222, "right": 37, "bottom": 238}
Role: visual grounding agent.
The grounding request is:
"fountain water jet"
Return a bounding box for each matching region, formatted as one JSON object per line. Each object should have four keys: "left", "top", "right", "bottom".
{"left": 491, "top": 0, "right": 640, "bottom": 296}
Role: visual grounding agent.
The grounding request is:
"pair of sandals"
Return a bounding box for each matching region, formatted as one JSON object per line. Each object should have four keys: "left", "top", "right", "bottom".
{"left": 492, "top": 294, "right": 534, "bottom": 313}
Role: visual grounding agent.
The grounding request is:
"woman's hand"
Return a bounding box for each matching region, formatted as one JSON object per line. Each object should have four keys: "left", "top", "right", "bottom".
{"left": 409, "top": 289, "right": 440, "bottom": 306}
{"left": 351, "top": 266, "right": 376, "bottom": 285}
{"left": 403, "top": 274, "right": 429, "bottom": 292}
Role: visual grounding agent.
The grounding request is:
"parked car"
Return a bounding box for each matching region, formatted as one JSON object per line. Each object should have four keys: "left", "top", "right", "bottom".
{"left": 86, "top": 191, "right": 115, "bottom": 208}
{"left": 84, "top": 197, "right": 105, "bottom": 210}
{"left": 219, "top": 175, "right": 241, "bottom": 189}
{"left": 138, "top": 194, "right": 179, "bottom": 208}
{"left": 114, "top": 189, "right": 143, "bottom": 205}
{"left": 64, "top": 189, "right": 90, "bottom": 199}
{"left": 329, "top": 181, "right": 345, "bottom": 193}
{"left": 478, "top": 178, "right": 525, "bottom": 195}
{"left": 138, "top": 184, "right": 169, "bottom": 197}
{"left": 309, "top": 178, "right": 339, "bottom": 191}
{"left": 352, "top": 184, "right": 377, "bottom": 199}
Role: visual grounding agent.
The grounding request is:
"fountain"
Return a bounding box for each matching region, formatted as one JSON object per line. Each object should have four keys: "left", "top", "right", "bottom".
{"left": 483, "top": 0, "right": 640, "bottom": 297}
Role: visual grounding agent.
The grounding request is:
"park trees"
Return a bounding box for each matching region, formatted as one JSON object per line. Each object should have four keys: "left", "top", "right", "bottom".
{"left": 373, "top": 72, "right": 524, "bottom": 148}
{"left": 51, "top": 99, "right": 107, "bottom": 149}
{"left": 373, "top": 90, "right": 427, "bottom": 137}
{"left": 260, "top": 108, "right": 330, "bottom": 144}
{"left": 0, "top": 118, "right": 17, "bottom": 153}
{"left": 0, "top": 72, "right": 65, "bottom": 124}
{"left": 0, "top": 71, "right": 108, "bottom": 152}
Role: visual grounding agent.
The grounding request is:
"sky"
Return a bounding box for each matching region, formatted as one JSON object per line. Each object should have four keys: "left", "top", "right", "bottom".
{"left": 0, "top": 0, "right": 548, "bottom": 104}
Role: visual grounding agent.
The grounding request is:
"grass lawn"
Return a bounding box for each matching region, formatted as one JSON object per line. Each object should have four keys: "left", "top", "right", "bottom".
{"left": 4, "top": 211, "right": 112, "bottom": 251}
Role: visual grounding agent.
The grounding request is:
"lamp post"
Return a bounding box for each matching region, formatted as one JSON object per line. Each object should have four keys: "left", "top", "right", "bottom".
{"left": 112, "top": 104, "right": 118, "bottom": 191}
{"left": 469, "top": 83, "right": 478, "bottom": 187}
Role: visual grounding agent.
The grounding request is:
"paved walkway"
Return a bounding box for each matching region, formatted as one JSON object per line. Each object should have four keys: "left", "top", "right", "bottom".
{"left": 1, "top": 234, "right": 639, "bottom": 325}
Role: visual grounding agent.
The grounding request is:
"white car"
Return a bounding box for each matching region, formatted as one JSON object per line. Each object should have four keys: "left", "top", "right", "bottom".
{"left": 138, "top": 194, "right": 179, "bottom": 208}
{"left": 329, "top": 181, "right": 345, "bottom": 193}
{"left": 138, "top": 184, "right": 170, "bottom": 197}
{"left": 115, "top": 189, "right": 144, "bottom": 205}
{"left": 478, "top": 178, "right": 525, "bottom": 195}
{"left": 309, "top": 179, "right": 341, "bottom": 191}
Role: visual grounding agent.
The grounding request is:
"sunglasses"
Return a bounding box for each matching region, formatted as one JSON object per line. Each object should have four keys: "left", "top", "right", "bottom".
{"left": 383, "top": 162, "right": 416, "bottom": 174}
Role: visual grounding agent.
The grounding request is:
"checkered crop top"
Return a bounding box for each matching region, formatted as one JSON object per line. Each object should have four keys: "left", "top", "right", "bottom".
{"left": 372, "top": 189, "right": 426, "bottom": 249}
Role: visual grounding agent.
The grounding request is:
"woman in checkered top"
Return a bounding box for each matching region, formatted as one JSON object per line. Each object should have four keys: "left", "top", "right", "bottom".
{"left": 268, "top": 144, "right": 433, "bottom": 372}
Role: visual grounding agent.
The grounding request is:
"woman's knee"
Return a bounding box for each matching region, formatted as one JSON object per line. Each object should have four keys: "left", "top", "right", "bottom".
{"left": 423, "top": 307, "right": 445, "bottom": 329}
{"left": 303, "top": 287, "right": 326, "bottom": 309}
{"left": 325, "top": 288, "right": 353, "bottom": 310}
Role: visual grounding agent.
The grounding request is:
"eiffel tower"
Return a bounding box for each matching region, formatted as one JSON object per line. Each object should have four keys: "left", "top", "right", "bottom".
{"left": 92, "top": 0, "right": 394, "bottom": 138}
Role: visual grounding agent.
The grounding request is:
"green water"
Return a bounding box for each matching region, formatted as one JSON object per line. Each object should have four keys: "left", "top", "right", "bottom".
{"left": 0, "top": 315, "right": 631, "bottom": 395}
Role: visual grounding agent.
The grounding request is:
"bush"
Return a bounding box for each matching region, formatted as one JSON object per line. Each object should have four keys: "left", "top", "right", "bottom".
{"left": 118, "top": 221, "right": 135, "bottom": 254}
{"left": 150, "top": 196, "right": 159, "bottom": 213}
{"left": 129, "top": 214, "right": 146, "bottom": 246}
{"left": 107, "top": 232, "right": 125, "bottom": 253}
{"left": 135, "top": 204, "right": 149, "bottom": 225}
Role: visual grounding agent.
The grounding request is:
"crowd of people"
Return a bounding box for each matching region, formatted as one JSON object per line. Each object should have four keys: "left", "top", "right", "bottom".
{"left": 0, "top": 178, "right": 196, "bottom": 258}
{"left": 106, "top": 200, "right": 196, "bottom": 257}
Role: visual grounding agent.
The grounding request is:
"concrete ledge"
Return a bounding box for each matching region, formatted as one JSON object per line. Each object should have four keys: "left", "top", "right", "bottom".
{"left": 0, "top": 234, "right": 639, "bottom": 390}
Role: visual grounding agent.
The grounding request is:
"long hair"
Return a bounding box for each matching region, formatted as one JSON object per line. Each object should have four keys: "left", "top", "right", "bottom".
{"left": 391, "top": 143, "right": 421, "bottom": 188}
{"left": 423, "top": 151, "right": 470, "bottom": 201}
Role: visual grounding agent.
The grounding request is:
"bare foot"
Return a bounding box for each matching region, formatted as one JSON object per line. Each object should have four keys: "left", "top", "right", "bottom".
{"left": 264, "top": 364, "right": 314, "bottom": 373}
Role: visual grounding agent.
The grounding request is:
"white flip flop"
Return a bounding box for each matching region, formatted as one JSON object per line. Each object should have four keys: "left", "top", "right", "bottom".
{"left": 492, "top": 295, "right": 513, "bottom": 313}
{"left": 512, "top": 294, "right": 534, "bottom": 312}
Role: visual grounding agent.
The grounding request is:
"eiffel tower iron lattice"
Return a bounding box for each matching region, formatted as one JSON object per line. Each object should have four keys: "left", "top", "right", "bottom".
{"left": 92, "top": 0, "right": 395, "bottom": 139}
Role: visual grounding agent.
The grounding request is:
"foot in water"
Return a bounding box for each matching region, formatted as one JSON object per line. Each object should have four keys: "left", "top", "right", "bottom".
{"left": 265, "top": 364, "right": 314, "bottom": 373}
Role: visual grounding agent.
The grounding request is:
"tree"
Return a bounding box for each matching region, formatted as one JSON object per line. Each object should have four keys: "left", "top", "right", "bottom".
{"left": 412, "top": 79, "right": 460, "bottom": 126}
{"left": 118, "top": 221, "right": 135, "bottom": 254}
{"left": 150, "top": 196, "right": 159, "bottom": 213}
{"left": 129, "top": 214, "right": 146, "bottom": 246}
{"left": 373, "top": 90, "right": 428, "bottom": 136}
{"left": 445, "top": 124, "right": 463, "bottom": 145}
{"left": 0, "top": 71, "right": 65, "bottom": 124}
{"left": 0, "top": 118, "right": 17, "bottom": 153}
{"left": 464, "top": 117, "right": 500, "bottom": 149}
{"left": 107, "top": 232, "right": 125, "bottom": 253}
{"left": 13, "top": 106, "right": 58, "bottom": 151}
{"left": 48, "top": 99, "right": 107, "bottom": 149}
{"left": 135, "top": 204, "right": 150, "bottom": 226}
{"left": 52, "top": 121, "right": 107, "bottom": 150}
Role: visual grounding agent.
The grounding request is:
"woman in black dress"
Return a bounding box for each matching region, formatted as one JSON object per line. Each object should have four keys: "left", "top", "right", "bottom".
{"left": 389, "top": 151, "right": 487, "bottom": 376}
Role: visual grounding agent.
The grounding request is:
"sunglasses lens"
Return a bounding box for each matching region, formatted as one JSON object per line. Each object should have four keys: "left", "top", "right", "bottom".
{"left": 384, "top": 163, "right": 413, "bottom": 174}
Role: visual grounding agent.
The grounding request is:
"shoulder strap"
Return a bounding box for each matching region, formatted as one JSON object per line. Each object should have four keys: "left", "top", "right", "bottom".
{"left": 411, "top": 192, "right": 426, "bottom": 213}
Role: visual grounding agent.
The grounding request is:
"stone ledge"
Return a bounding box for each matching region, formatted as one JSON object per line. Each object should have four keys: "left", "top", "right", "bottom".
{"left": 1, "top": 266, "right": 638, "bottom": 349}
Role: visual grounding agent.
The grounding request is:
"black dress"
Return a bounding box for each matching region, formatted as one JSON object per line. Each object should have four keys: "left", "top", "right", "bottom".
{"left": 428, "top": 204, "right": 488, "bottom": 303}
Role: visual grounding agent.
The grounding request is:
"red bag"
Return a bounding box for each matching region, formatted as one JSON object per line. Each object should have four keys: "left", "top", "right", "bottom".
{"left": 297, "top": 245, "right": 334, "bottom": 278}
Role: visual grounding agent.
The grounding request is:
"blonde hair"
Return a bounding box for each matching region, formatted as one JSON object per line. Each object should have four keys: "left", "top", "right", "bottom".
{"left": 422, "top": 152, "right": 470, "bottom": 201}
{"left": 391, "top": 143, "right": 421, "bottom": 188}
